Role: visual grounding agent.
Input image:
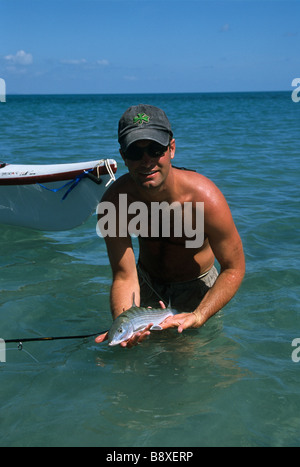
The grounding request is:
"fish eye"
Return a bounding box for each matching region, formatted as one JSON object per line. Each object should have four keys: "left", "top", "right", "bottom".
{"left": 118, "top": 328, "right": 123, "bottom": 334}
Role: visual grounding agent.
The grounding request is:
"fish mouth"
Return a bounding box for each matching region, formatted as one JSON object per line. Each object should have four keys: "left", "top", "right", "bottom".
{"left": 108, "top": 341, "right": 120, "bottom": 347}
{"left": 108, "top": 338, "right": 126, "bottom": 346}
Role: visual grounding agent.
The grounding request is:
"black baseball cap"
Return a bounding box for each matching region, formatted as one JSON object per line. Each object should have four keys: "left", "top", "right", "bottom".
{"left": 118, "top": 104, "right": 173, "bottom": 153}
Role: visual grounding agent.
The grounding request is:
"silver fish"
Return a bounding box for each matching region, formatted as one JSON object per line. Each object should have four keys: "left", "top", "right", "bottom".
{"left": 108, "top": 296, "right": 176, "bottom": 346}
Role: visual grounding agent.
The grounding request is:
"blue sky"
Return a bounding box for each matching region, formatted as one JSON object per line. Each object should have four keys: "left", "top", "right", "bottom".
{"left": 0, "top": 0, "right": 299, "bottom": 94}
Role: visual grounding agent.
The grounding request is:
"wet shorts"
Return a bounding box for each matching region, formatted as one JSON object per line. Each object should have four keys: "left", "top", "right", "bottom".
{"left": 137, "top": 263, "right": 219, "bottom": 313}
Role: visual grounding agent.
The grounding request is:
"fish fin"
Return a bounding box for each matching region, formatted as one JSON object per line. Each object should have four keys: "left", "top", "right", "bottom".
{"left": 132, "top": 292, "right": 137, "bottom": 307}
{"left": 150, "top": 324, "right": 163, "bottom": 331}
{"left": 168, "top": 296, "right": 172, "bottom": 308}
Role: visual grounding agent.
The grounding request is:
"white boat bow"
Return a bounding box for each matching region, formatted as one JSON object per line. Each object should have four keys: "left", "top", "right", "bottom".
{"left": 0, "top": 159, "right": 117, "bottom": 231}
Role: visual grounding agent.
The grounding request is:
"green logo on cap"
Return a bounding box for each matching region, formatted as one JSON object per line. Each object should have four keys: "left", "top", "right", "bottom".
{"left": 133, "top": 113, "right": 150, "bottom": 125}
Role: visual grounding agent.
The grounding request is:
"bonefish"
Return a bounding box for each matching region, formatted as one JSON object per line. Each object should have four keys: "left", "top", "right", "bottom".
{"left": 107, "top": 295, "right": 177, "bottom": 346}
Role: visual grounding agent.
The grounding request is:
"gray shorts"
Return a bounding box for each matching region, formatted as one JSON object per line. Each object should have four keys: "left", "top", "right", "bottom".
{"left": 137, "top": 263, "right": 219, "bottom": 313}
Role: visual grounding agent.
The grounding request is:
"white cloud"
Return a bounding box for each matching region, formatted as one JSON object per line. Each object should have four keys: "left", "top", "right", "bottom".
{"left": 124, "top": 75, "right": 138, "bottom": 81}
{"left": 59, "top": 58, "right": 109, "bottom": 68}
{"left": 60, "top": 58, "right": 87, "bottom": 65}
{"left": 60, "top": 58, "right": 109, "bottom": 67}
{"left": 5, "top": 50, "right": 33, "bottom": 65}
{"left": 96, "top": 59, "right": 109, "bottom": 66}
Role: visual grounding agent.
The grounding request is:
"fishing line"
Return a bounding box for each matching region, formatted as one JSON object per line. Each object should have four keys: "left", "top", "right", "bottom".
{"left": 6, "top": 346, "right": 40, "bottom": 364}
{"left": 5, "top": 330, "right": 108, "bottom": 345}
{"left": 3, "top": 331, "right": 108, "bottom": 363}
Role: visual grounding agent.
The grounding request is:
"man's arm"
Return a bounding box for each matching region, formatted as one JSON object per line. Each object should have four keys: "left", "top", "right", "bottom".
{"left": 95, "top": 234, "right": 153, "bottom": 347}
{"left": 96, "top": 180, "right": 140, "bottom": 318}
{"left": 105, "top": 234, "right": 140, "bottom": 319}
{"left": 162, "top": 183, "right": 245, "bottom": 332}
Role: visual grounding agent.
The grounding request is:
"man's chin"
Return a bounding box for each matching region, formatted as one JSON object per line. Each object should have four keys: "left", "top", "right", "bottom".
{"left": 134, "top": 171, "right": 163, "bottom": 189}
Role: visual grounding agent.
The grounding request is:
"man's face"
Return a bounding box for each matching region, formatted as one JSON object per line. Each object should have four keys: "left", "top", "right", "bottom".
{"left": 121, "top": 139, "right": 175, "bottom": 190}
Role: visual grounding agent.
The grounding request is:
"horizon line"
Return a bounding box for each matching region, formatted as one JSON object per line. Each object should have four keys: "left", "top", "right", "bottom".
{"left": 4, "top": 89, "right": 291, "bottom": 97}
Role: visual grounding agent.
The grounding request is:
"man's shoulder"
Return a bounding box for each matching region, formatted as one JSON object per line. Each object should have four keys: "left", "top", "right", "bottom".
{"left": 174, "top": 167, "right": 221, "bottom": 200}
{"left": 101, "top": 173, "right": 132, "bottom": 202}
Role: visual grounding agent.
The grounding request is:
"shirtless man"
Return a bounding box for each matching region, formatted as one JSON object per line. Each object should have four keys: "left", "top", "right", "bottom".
{"left": 96, "top": 104, "right": 245, "bottom": 348}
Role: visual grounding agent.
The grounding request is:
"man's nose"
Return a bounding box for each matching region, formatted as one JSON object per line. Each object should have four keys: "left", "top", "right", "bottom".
{"left": 140, "top": 151, "right": 155, "bottom": 164}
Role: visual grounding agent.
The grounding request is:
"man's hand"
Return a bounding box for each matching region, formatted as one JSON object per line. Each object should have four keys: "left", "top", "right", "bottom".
{"left": 121, "top": 323, "right": 153, "bottom": 348}
{"left": 160, "top": 311, "right": 203, "bottom": 333}
{"left": 95, "top": 323, "right": 153, "bottom": 348}
{"left": 157, "top": 301, "right": 203, "bottom": 332}
{"left": 95, "top": 331, "right": 109, "bottom": 344}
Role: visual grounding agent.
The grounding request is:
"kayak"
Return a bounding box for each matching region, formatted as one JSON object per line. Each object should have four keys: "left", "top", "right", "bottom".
{"left": 0, "top": 159, "right": 117, "bottom": 231}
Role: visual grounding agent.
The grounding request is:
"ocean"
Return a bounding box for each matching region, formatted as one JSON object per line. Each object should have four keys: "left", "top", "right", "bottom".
{"left": 0, "top": 92, "right": 299, "bottom": 447}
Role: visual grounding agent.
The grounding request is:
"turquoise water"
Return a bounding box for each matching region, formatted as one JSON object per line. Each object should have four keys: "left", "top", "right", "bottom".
{"left": 0, "top": 92, "right": 300, "bottom": 447}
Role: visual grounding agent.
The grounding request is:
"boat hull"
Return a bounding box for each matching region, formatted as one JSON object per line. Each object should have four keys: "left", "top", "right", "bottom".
{"left": 0, "top": 159, "right": 117, "bottom": 231}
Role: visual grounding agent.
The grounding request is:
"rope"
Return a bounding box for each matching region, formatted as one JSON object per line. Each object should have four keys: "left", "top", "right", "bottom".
{"left": 98, "top": 159, "right": 116, "bottom": 187}
{"left": 37, "top": 168, "right": 94, "bottom": 200}
{"left": 37, "top": 158, "right": 116, "bottom": 200}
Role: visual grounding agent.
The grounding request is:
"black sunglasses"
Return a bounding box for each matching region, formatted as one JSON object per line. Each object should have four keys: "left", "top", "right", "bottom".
{"left": 124, "top": 142, "right": 169, "bottom": 161}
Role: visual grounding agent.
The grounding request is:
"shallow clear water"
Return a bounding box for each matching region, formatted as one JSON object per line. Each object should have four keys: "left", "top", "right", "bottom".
{"left": 0, "top": 92, "right": 300, "bottom": 447}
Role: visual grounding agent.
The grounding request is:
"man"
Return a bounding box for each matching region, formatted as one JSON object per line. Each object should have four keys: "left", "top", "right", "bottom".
{"left": 96, "top": 104, "right": 245, "bottom": 348}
